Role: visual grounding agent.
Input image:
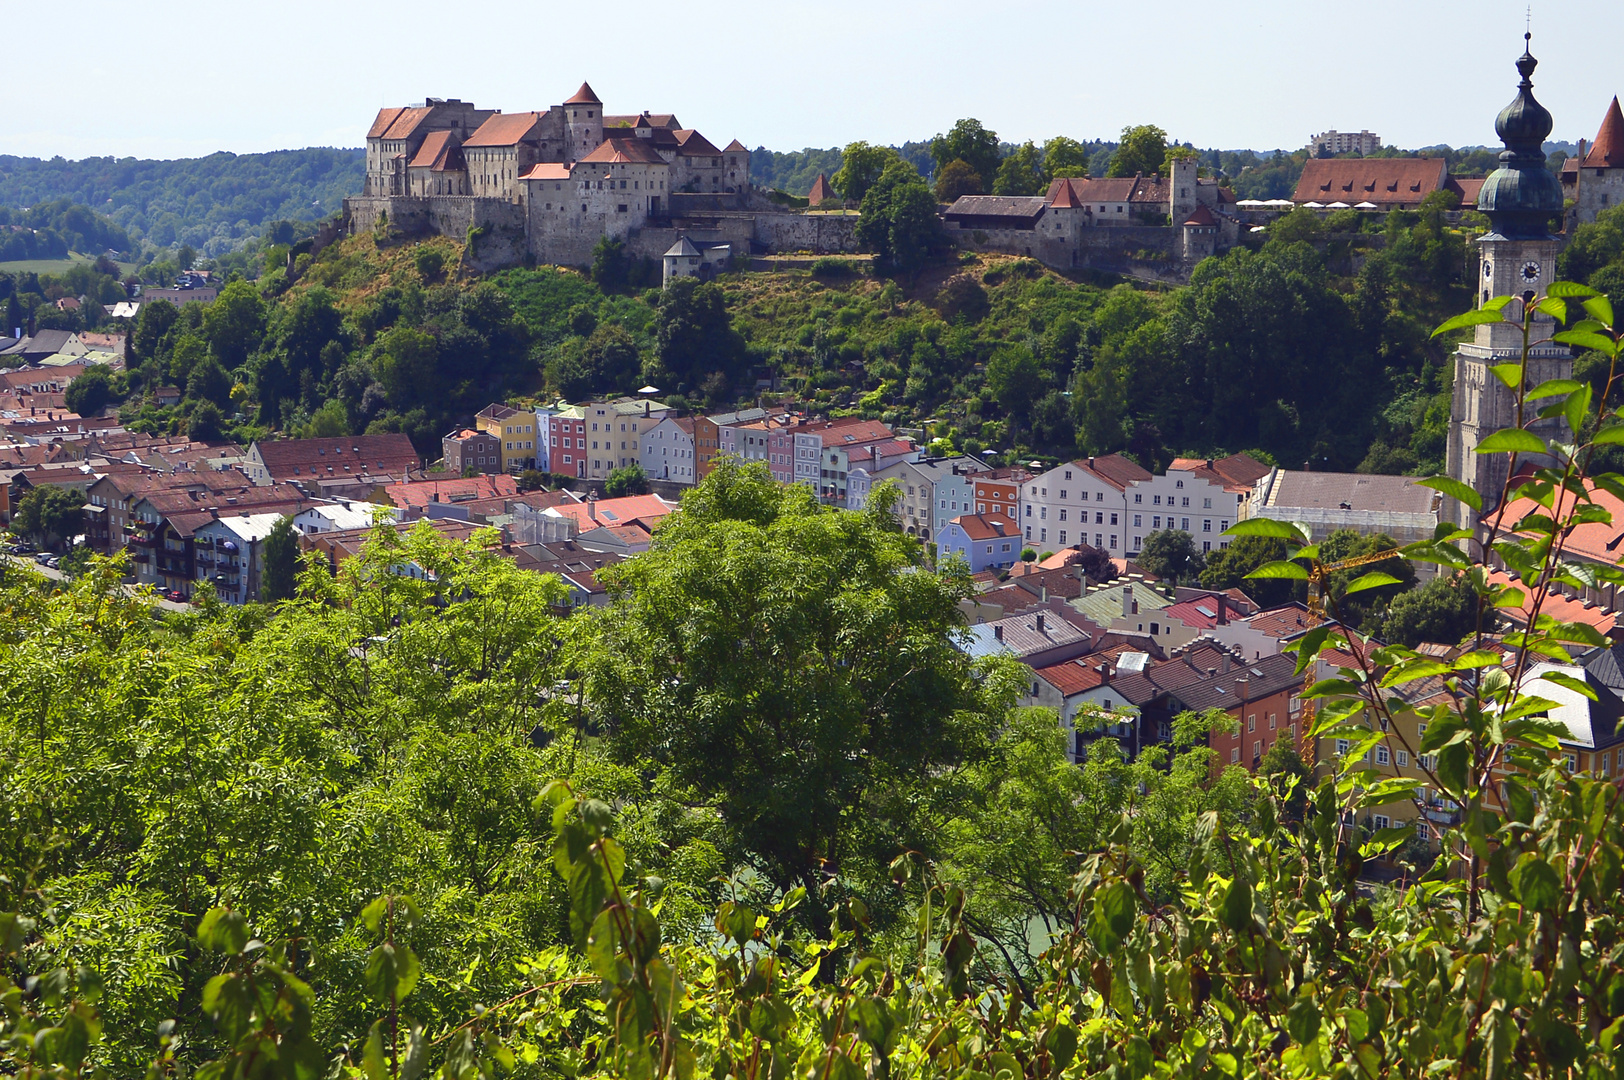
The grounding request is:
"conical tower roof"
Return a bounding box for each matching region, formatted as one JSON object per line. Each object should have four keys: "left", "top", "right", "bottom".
{"left": 1049, "top": 178, "right": 1083, "bottom": 209}
{"left": 1585, "top": 97, "right": 1624, "bottom": 169}
{"left": 564, "top": 82, "right": 601, "bottom": 105}
{"left": 807, "top": 174, "right": 837, "bottom": 205}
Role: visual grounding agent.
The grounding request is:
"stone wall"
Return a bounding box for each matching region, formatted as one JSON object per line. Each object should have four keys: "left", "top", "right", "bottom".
{"left": 952, "top": 222, "right": 1189, "bottom": 282}
{"left": 754, "top": 212, "right": 861, "bottom": 254}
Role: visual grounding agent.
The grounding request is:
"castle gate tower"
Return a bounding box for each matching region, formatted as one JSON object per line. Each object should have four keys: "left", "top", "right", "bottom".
{"left": 1445, "top": 35, "right": 1571, "bottom": 529}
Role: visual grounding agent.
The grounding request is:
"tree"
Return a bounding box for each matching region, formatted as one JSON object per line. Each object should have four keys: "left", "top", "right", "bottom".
{"left": 1107, "top": 124, "right": 1169, "bottom": 178}
{"left": 581, "top": 461, "right": 1017, "bottom": 925}
{"left": 1199, "top": 534, "right": 1295, "bottom": 605}
{"left": 130, "top": 299, "right": 179, "bottom": 365}
{"left": 604, "top": 463, "right": 649, "bottom": 497}
{"left": 583, "top": 324, "right": 642, "bottom": 393}
{"left": 933, "top": 159, "right": 983, "bottom": 203}
{"left": 1380, "top": 572, "right": 1481, "bottom": 647}
{"left": 65, "top": 365, "right": 115, "bottom": 415}
{"left": 1317, "top": 529, "right": 1416, "bottom": 627}
{"left": 857, "top": 161, "right": 943, "bottom": 279}
{"left": 929, "top": 118, "right": 1001, "bottom": 191}
{"left": 302, "top": 398, "right": 349, "bottom": 439}
{"left": 1042, "top": 136, "right": 1091, "bottom": 179}
{"left": 992, "top": 142, "right": 1046, "bottom": 196}
{"left": 590, "top": 236, "right": 632, "bottom": 293}
{"left": 187, "top": 355, "right": 233, "bottom": 409}
{"left": 260, "top": 516, "right": 298, "bottom": 603}
{"left": 654, "top": 278, "right": 746, "bottom": 394}
{"left": 831, "top": 141, "right": 901, "bottom": 203}
{"left": 1137, "top": 529, "right": 1204, "bottom": 585}
{"left": 203, "top": 280, "right": 267, "bottom": 371}
{"left": 187, "top": 400, "right": 225, "bottom": 442}
{"left": 13, "top": 485, "right": 86, "bottom": 550}
{"left": 984, "top": 345, "right": 1043, "bottom": 428}
{"left": 518, "top": 469, "right": 548, "bottom": 492}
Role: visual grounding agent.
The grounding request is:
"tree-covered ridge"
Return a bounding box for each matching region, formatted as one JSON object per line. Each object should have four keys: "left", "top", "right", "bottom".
{"left": 0, "top": 148, "right": 364, "bottom": 256}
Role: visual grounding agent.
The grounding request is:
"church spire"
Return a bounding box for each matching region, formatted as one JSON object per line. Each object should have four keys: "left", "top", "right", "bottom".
{"left": 1478, "top": 33, "right": 1564, "bottom": 239}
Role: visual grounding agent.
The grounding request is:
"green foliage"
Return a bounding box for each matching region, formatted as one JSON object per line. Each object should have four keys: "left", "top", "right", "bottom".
{"left": 990, "top": 141, "right": 1046, "bottom": 196}
{"left": 1200, "top": 533, "right": 1295, "bottom": 605}
{"left": 857, "top": 163, "right": 944, "bottom": 279}
{"left": 830, "top": 142, "right": 902, "bottom": 204}
{"left": 653, "top": 278, "right": 746, "bottom": 399}
{"left": 1136, "top": 528, "right": 1204, "bottom": 585}
{"left": 65, "top": 365, "right": 116, "bottom": 415}
{"left": 928, "top": 119, "right": 1001, "bottom": 191}
{"left": 260, "top": 516, "right": 298, "bottom": 603}
{"left": 0, "top": 149, "right": 361, "bottom": 257}
{"left": 13, "top": 485, "right": 85, "bottom": 549}
{"left": 1107, "top": 124, "right": 1169, "bottom": 178}
{"left": 750, "top": 146, "right": 846, "bottom": 197}
{"left": 604, "top": 463, "right": 649, "bottom": 498}
{"left": 931, "top": 159, "right": 983, "bottom": 203}
{"left": 1381, "top": 570, "right": 1481, "bottom": 647}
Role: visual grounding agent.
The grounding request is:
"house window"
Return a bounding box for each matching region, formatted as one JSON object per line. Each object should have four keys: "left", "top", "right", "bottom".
{"left": 1335, "top": 739, "right": 1350, "bottom": 756}
{"left": 1373, "top": 815, "right": 1391, "bottom": 830}
{"left": 1230, "top": 748, "right": 1240, "bottom": 764}
{"left": 1203, "top": 520, "right": 1212, "bottom": 532}
{"left": 1376, "top": 746, "right": 1390, "bottom": 765}
{"left": 1059, "top": 532, "right": 1067, "bottom": 545}
{"left": 1247, "top": 714, "right": 1255, "bottom": 732}
{"left": 1134, "top": 493, "right": 1142, "bottom": 503}
{"left": 1397, "top": 751, "right": 1410, "bottom": 767}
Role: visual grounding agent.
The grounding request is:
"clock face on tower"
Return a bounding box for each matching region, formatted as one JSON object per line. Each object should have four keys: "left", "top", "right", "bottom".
{"left": 1521, "top": 260, "right": 1541, "bottom": 283}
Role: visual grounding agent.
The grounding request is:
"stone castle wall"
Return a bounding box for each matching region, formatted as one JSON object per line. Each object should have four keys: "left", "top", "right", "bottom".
{"left": 346, "top": 193, "right": 859, "bottom": 270}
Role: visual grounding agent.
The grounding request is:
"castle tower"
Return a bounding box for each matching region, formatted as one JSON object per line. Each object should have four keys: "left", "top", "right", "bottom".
{"left": 1446, "top": 35, "right": 1570, "bottom": 528}
{"left": 1168, "top": 155, "right": 1199, "bottom": 225}
{"left": 563, "top": 82, "right": 602, "bottom": 161}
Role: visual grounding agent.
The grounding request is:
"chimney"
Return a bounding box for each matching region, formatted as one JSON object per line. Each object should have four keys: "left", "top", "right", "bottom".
{"left": 1221, "top": 653, "right": 1231, "bottom": 674}
{"left": 993, "top": 624, "right": 1004, "bottom": 641}
{"left": 1035, "top": 613, "right": 1045, "bottom": 633}
{"left": 1237, "top": 677, "right": 1250, "bottom": 706}
{"left": 1098, "top": 662, "right": 1112, "bottom": 685}
{"left": 1215, "top": 593, "right": 1227, "bottom": 625}
{"left": 1122, "top": 584, "right": 1133, "bottom": 618}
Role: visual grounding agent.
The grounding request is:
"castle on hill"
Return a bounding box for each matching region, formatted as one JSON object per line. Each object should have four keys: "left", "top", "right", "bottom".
{"left": 346, "top": 84, "right": 858, "bottom": 269}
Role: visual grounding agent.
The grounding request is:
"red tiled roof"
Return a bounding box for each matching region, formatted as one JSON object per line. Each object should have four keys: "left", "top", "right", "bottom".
{"left": 1049, "top": 178, "right": 1083, "bottom": 209}
{"left": 673, "top": 130, "right": 723, "bottom": 157}
{"left": 1447, "top": 177, "right": 1484, "bottom": 208}
{"left": 1082, "top": 453, "right": 1152, "bottom": 490}
{"left": 1183, "top": 203, "right": 1217, "bottom": 226}
{"left": 521, "top": 163, "right": 572, "bottom": 181}
{"left": 724, "top": 139, "right": 748, "bottom": 153}
{"left": 547, "top": 494, "right": 674, "bottom": 531}
{"left": 253, "top": 435, "right": 419, "bottom": 476}
{"left": 1499, "top": 477, "right": 1624, "bottom": 567}
{"left": 1483, "top": 567, "right": 1618, "bottom": 636}
{"left": 564, "top": 82, "right": 601, "bottom": 105}
{"left": 368, "top": 107, "right": 408, "bottom": 140}
{"left": 1045, "top": 173, "right": 1170, "bottom": 207}
{"left": 379, "top": 106, "right": 436, "bottom": 142}
{"left": 1034, "top": 657, "right": 1108, "bottom": 696}
{"left": 1293, "top": 158, "right": 1447, "bottom": 205}
{"left": 1585, "top": 97, "right": 1624, "bottom": 169}
{"left": 408, "top": 130, "right": 464, "bottom": 171}
{"left": 808, "top": 174, "right": 837, "bottom": 204}
{"left": 579, "top": 138, "right": 667, "bottom": 165}
{"left": 950, "top": 513, "right": 1017, "bottom": 541}
{"left": 605, "top": 113, "right": 681, "bottom": 129}
{"left": 465, "top": 112, "right": 544, "bottom": 148}
{"left": 818, "top": 418, "right": 893, "bottom": 448}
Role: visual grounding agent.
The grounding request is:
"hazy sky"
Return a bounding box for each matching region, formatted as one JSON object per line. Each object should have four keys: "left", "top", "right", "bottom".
{"left": 7, "top": 0, "right": 1624, "bottom": 161}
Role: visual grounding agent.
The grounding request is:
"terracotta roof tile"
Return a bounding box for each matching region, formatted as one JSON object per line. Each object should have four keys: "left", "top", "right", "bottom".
{"left": 1183, "top": 203, "right": 1217, "bottom": 226}
{"left": 673, "top": 130, "right": 723, "bottom": 157}
{"left": 949, "top": 513, "right": 1018, "bottom": 541}
{"left": 1083, "top": 453, "right": 1152, "bottom": 490}
{"left": 464, "top": 112, "right": 544, "bottom": 148}
{"left": 1049, "top": 178, "right": 1083, "bottom": 208}
{"left": 724, "top": 139, "right": 747, "bottom": 153}
{"left": 1293, "top": 157, "right": 1447, "bottom": 206}
{"left": 521, "top": 163, "right": 572, "bottom": 181}
{"left": 579, "top": 138, "right": 667, "bottom": 165}
{"left": 408, "top": 130, "right": 464, "bottom": 171}
{"left": 380, "top": 106, "right": 436, "bottom": 141}
{"left": 1586, "top": 97, "right": 1624, "bottom": 169}
{"left": 564, "top": 82, "right": 602, "bottom": 105}
{"left": 368, "top": 107, "right": 408, "bottom": 140}
{"left": 808, "top": 174, "right": 837, "bottom": 204}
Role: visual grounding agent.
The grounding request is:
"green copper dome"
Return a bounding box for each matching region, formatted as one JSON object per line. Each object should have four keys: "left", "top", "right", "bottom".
{"left": 1478, "top": 35, "right": 1564, "bottom": 239}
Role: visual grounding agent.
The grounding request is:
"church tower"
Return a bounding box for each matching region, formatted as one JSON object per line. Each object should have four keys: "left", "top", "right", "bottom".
{"left": 1445, "top": 35, "right": 1570, "bottom": 528}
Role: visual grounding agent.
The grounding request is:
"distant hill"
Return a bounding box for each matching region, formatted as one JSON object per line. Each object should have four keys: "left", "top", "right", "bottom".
{"left": 0, "top": 148, "right": 364, "bottom": 258}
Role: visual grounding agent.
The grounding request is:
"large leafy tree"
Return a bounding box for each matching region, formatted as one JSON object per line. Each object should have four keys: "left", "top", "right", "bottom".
{"left": 1042, "top": 135, "right": 1091, "bottom": 179}
{"left": 1137, "top": 528, "right": 1204, "bottom": 585}
{"left": 12, "top": 485, "right": 86, "bottom": 549}
{"left": 857, "top": 161, "right": 944, "bottom": 279}
{"left": 260, "top": 516, "right": 298, "bottom": 602}
{"left": 929, "top": 118, "right": 1002, "bottom": 191}
{"left": 1107, "top": 124, "right": 1169, "bottom": 177}
{"left": 202, "top": 279, "right": 267, "bottom": 370}
{"left": 991, "top": 141, "right": 1046, "bottom": 196}
{"left": 579, "top": 461, "right": 1020, "bottom": 923}
{"left": 831, "top": 141, "right": 901, "bottom": 203}
{"left": 653, "top": 278, "right": 746, "bottom": 395}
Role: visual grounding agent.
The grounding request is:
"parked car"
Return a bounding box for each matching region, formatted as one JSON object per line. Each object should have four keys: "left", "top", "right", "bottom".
{"left": 44, "top": 557, "right": 60, "bottom": 569}
{"left": 34, "top": 552, "right": 53, "bottom": 565}
{"left": 165, "top": 589, "right": 185, "bottom": 602}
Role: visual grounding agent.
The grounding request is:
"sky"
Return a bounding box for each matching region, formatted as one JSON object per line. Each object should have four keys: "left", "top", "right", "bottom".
{"left": 6, "top": 0, "right": 1624, "bottom": 161}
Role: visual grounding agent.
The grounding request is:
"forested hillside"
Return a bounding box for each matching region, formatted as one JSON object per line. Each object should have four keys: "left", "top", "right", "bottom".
{"left": 0, "top": 148, "right": 364, "bottom": 256}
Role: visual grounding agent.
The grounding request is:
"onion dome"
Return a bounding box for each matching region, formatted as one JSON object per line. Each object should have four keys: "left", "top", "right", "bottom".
{"left": 1478, "top": 34, "right": 1565, "bottom": 239}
